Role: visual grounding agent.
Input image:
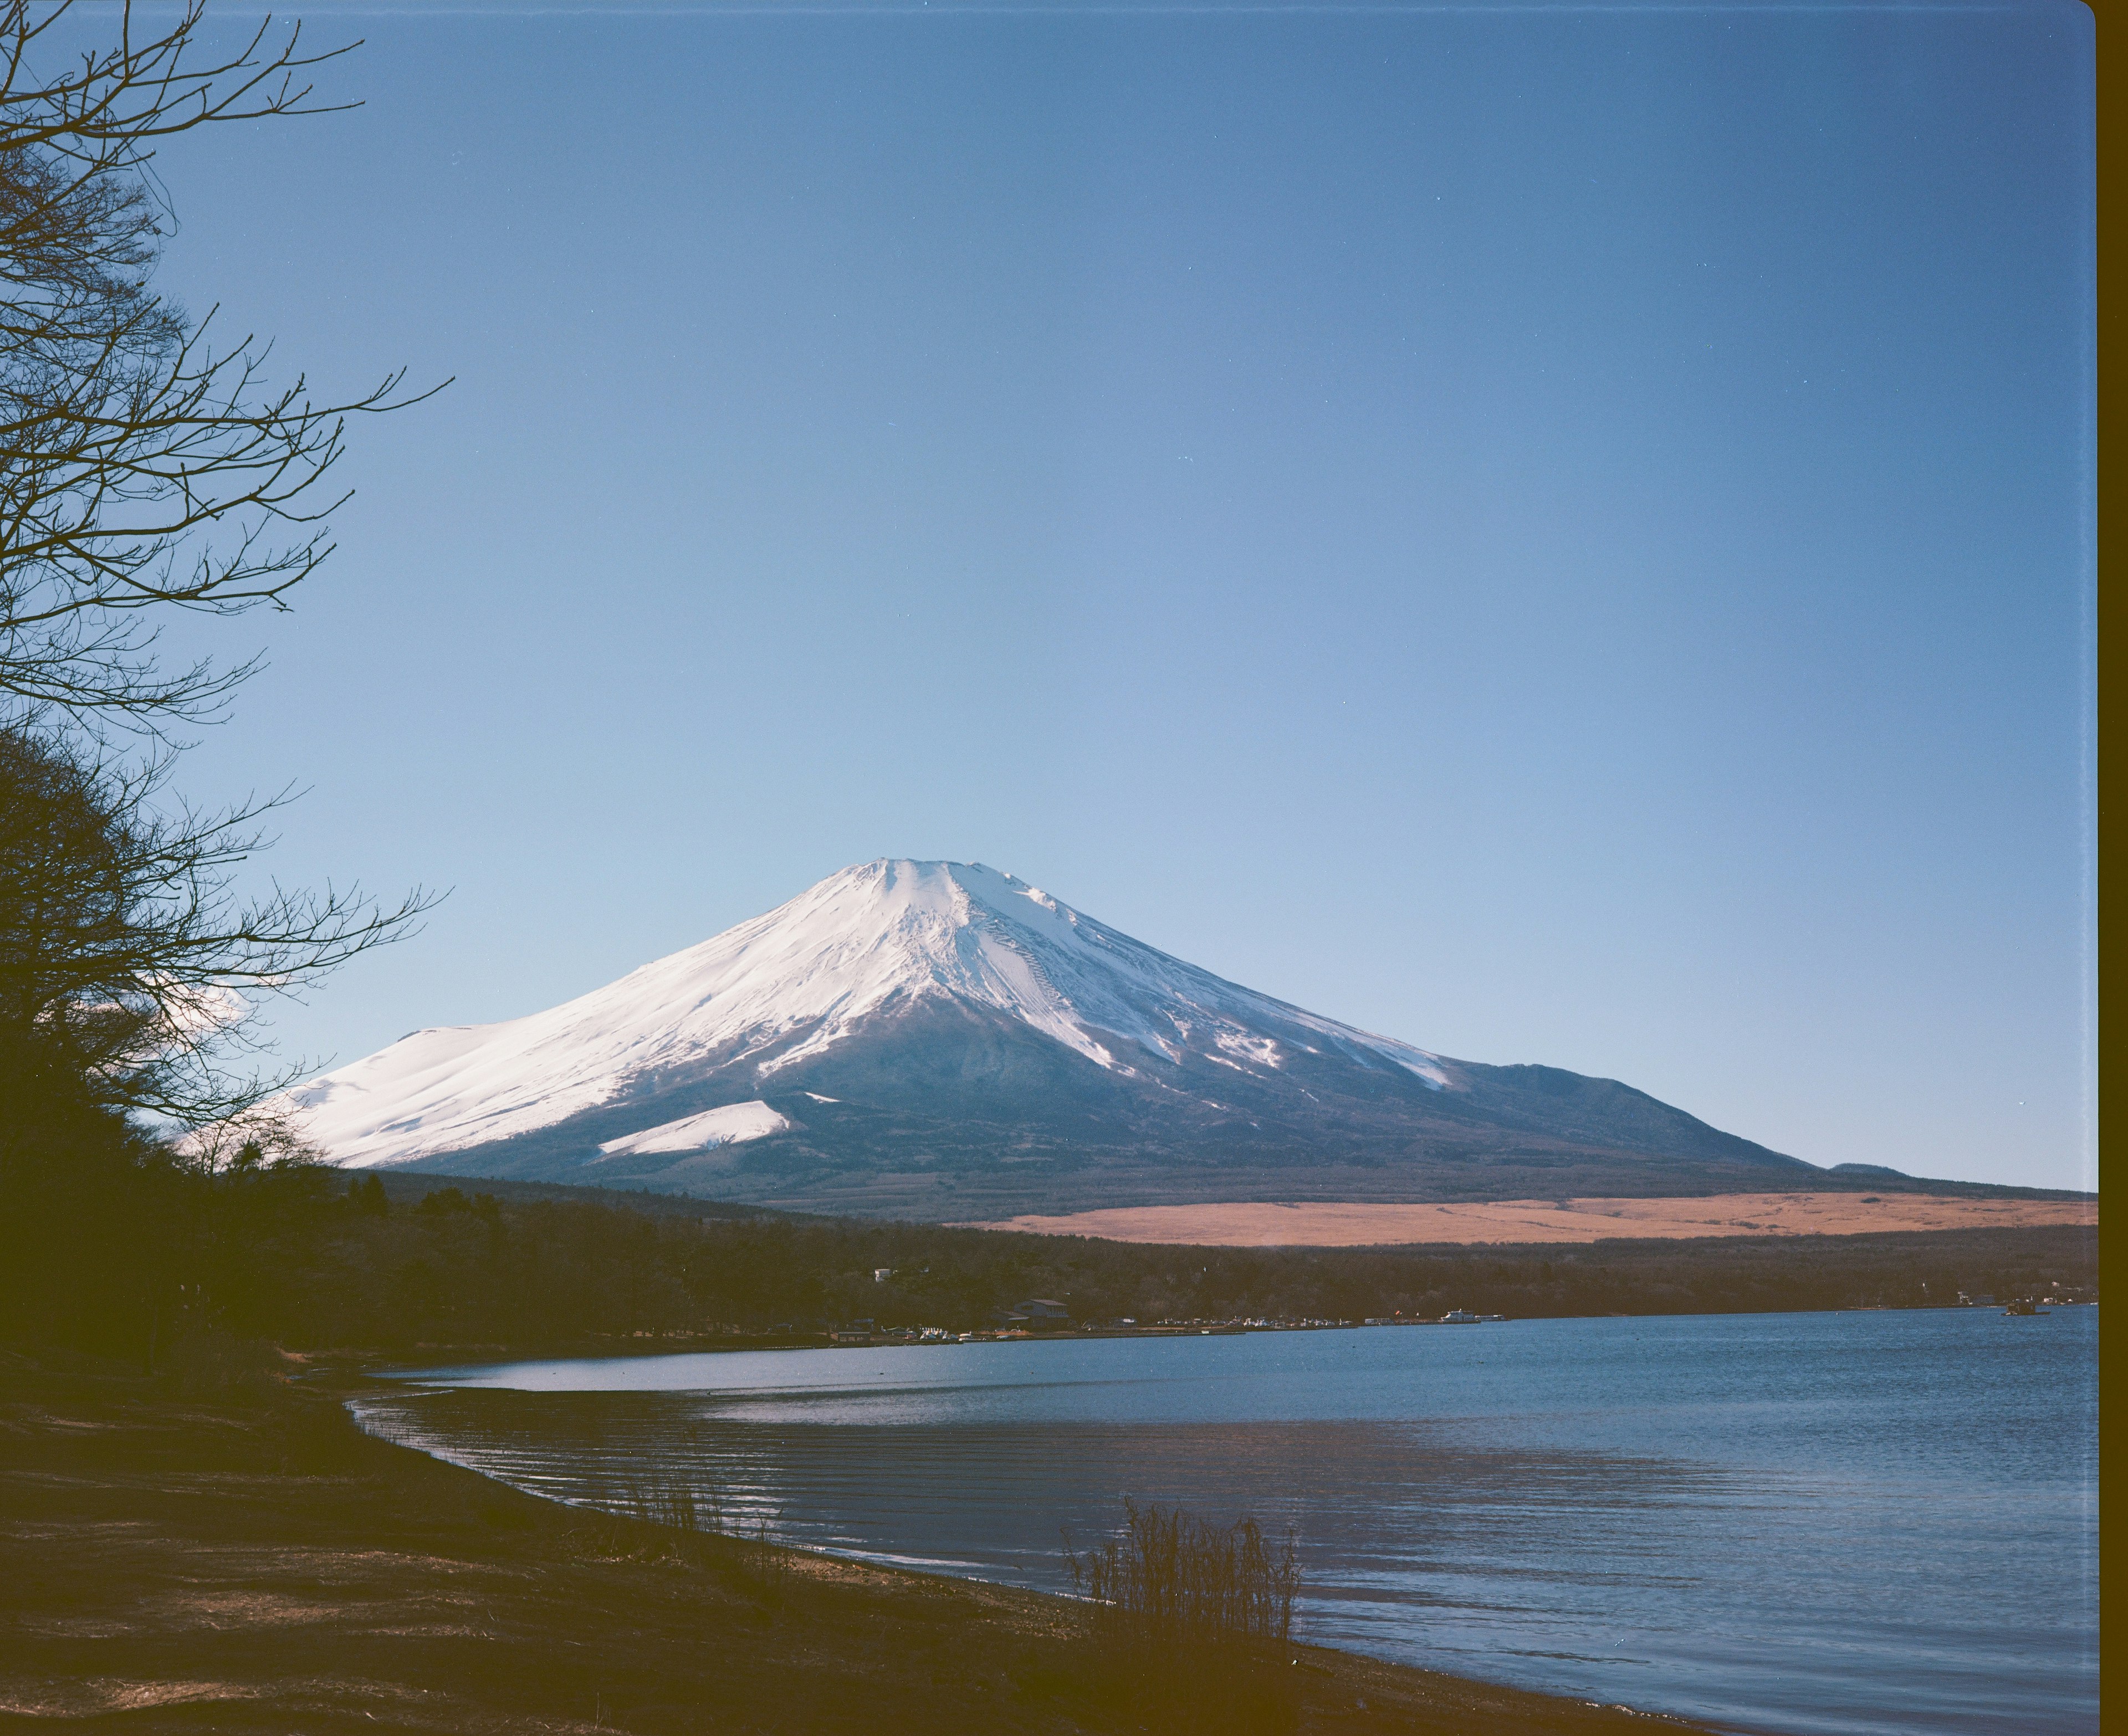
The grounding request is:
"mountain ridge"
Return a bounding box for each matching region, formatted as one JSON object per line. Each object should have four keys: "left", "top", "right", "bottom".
{"left": 283, "top": 858, "right": 1866, "bottom": 1218}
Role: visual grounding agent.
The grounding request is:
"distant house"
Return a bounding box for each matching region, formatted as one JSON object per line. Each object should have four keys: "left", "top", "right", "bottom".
{"left": 873, "top": 1268, "right": 894, "bottom": 1283}
{"left": 1010, "top": 1298, "right": 1073, "bottom": 1330}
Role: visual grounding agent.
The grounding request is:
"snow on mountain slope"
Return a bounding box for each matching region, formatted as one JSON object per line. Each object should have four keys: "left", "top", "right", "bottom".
{"left": 288, "top": 859, "right": 1451, "bottom": 1169}
{"left": 594, "top": 1102, "right": 790, "bottom": 1160}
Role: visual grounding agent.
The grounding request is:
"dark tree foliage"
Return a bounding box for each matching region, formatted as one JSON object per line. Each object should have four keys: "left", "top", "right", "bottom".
{"left": 0, "top": 720, "right": 428, "bottom": 1126}
{"left": 0, "top": 1053, "right": 330, "bottom": 1364}
{"left": 9, "top": 1160, "right": 2087, "bottom": 1367}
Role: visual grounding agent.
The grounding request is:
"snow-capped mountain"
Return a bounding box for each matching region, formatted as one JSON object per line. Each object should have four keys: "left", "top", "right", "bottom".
{"left": 287, "top": 858, "right": 1816, "bottom": 1217}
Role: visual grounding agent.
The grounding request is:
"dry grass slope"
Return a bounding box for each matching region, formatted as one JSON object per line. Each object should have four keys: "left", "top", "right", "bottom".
{"left": 970, "top": 1191, "right": 2099, "bottom": 1247}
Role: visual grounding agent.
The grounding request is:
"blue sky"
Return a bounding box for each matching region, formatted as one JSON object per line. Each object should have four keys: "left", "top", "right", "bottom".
{"left": 133, "top": 0, "right": 2090, "bottom": 1189}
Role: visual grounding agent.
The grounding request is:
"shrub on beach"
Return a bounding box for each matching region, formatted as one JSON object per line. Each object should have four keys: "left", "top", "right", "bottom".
{"left": 1062, "top": 1499, "right": 1302, "bottom": 1733}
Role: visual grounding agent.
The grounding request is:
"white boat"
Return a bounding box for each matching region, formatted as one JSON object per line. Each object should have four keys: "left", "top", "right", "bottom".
{"left": 1440, "top": 1309, "right": 1482, "bottom": 1325}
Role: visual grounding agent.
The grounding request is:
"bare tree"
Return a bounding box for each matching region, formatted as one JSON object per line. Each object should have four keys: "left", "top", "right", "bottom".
{"left": 0, "top": 0, "right": 440, "bottom": 732}
{"left": 0, "top": 4, "right": 441, "bottom": 1147}
{"left": 0, "top": 717, "right": 431, "bottom": 1136}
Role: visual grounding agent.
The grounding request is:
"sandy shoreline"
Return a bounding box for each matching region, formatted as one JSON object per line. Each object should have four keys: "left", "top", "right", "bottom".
{"left": 966, "top": 1191, "right": 2098, "bottom": 1247}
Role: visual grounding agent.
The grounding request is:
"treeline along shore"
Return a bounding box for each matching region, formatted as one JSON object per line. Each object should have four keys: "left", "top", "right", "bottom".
{"left": 1, "top": 1138, "right": 2095, "bottom": 1367}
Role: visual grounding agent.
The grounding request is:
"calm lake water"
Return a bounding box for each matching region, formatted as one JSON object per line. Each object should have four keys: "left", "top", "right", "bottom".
{"left": 351, "top": 1308, "right": 2098, "bottom": 1736}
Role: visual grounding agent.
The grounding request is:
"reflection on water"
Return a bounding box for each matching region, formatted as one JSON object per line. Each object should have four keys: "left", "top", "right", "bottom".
{"left": 351, "top": 1309, "right": 2098, "bottom": 1736}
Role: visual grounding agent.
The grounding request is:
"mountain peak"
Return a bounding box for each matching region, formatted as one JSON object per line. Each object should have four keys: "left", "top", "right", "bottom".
{"left": 806, "top": 858, "right": 1070, "bottom": 928}
{"left": 282, "top": 858, "right": 1809, "bottom": 1217}
{"left": 288, "top": 857, "right": 1446, "bottom": 1169}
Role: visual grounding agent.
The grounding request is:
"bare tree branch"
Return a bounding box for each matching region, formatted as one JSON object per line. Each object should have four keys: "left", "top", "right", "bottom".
{"left": 0, "top": 1, "right": 445, "bottom": 732}
{"left": 0, "top": 718, "right": 438, "bottom": 1131}
{"left": 0, "top": 8, "right": 444, "bottom": 1138}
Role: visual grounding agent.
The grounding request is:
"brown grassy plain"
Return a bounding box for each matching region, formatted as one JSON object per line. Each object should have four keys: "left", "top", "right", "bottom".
{"left": 969, "top": 1191, "right": 2098, "bottom": 1247}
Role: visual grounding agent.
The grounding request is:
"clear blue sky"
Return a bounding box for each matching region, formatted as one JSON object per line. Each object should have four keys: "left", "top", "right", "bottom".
{"left": 134, "top": 0, "right": 2090, "bottom": 1189}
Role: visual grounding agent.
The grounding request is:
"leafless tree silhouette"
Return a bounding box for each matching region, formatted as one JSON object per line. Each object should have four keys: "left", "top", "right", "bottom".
{"left": 0, "top": 3, "right": 440, "bottom": 1144}
{"left": 0, "top": 718, "right": 432, "bottom": 1135}
{"left": 0, "top": 0, "right": 439, "bottom": 733}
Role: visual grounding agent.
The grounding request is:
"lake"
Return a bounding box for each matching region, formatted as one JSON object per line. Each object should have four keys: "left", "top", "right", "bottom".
{"left": 350, "top": 1307, "right": 2098, "bottom": 1736}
